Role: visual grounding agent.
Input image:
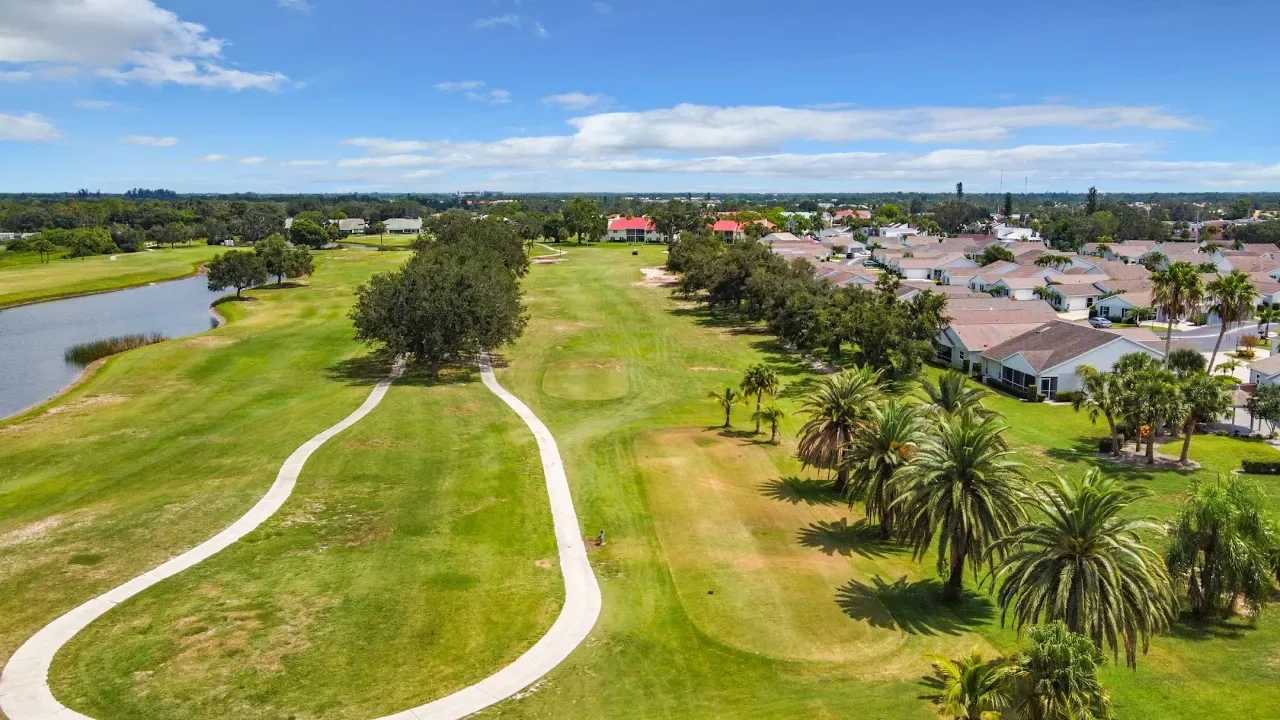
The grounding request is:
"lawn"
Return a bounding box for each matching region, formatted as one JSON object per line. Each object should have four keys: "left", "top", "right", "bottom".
{"left": 5, "top": 242, "right": 1279, "bottom": 719}
{"left": 2, "top": 248, "right": 559, "bottom": 719}
{"left": 0, "top": 245, "right": 222, "bottom": 308}
{"left": 482, "top": 244, "right": 1280, "bottom": 719}
{"left": 340, "top": 233, "right": 418, "bottom": 249}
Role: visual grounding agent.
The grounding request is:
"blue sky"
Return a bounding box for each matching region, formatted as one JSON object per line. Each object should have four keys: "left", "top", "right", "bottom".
{"left": 2, "top": 0, "right": 1279, "bottom": 193}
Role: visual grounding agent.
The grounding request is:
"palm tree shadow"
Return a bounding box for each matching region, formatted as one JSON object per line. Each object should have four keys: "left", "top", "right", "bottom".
{"left": 758, "top": 476, "right": 839, "bottom": 506}
{"left": 1167, "top": 614, "right": 1256, "bottom": 642}
{"left": 835, "top": 576, "right": 994, "bottom": 635}
{"left": 797, "top": 518, "right": 896, "bottom": 558}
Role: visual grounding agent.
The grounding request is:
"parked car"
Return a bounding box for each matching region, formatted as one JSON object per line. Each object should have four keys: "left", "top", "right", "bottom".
{"left": 1089, "top": 316, "right": 1113, "bottom": 328}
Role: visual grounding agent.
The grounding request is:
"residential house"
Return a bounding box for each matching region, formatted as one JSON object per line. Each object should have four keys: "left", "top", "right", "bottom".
{"left": 335, "top": 218, "right": 368, "bottom": 235}
{"left": 712, "top": 219, "right": 744, "bottom": 241}
{"left": 383, "top": 217, "right": 423, "bottom": 234}
{"left": 934, "top": 298, "right": 1059, "bottom": 375}
{"left": 1092, "top": 279, "right": 1154, "bottom": 321}
{"left": 1249, "top": 354, "right": 1280, "bottom": 387}
{"left": 981, "top": 320, "right": 1164, "bottom": 399}
{"left": 1041, "top": 274, "right": 1110, "bottom": 312}
{"left": 992, "top": 223, "right": 1044, "bottom": 244}
{"left": 989, "top": 275, "right": 1051, "bottom": 301}
{"left": 607, "top": 216, "right": 662, "bottom": 242}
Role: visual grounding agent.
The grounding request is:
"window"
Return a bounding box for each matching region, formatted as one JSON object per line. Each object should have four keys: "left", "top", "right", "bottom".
{"left": 1001, "top": 366, "right": 1035, "bottom": 388}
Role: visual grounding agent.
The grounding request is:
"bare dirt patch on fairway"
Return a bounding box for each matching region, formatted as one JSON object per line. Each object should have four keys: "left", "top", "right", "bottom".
{"left": 44, "top": 393, "right": 129, "bottom": 416}
{"left": 637, "top": 427, "right": 999, "bottom": 674}
{"left": 184, "top": 335, "right": 238, "bottom": 349}
{"left": 542, "top": 359, "right": 629, "bottom": 401}
{"left": 635, "top": 266, "right": 678, "bottom": 288}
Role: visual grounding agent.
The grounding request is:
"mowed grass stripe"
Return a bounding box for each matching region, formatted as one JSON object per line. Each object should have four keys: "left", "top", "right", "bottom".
{"left": 0, "top": 245, "right": 222, "bottom": 309}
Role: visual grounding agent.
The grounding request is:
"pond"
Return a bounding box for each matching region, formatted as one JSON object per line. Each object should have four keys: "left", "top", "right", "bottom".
{"left": 0, "top": 276, "right": 224, "bottom": 419}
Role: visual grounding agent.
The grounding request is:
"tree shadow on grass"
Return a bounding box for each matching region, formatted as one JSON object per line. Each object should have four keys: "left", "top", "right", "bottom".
{"left": 1042, "top": 437, "right": 1189, "bottom": 482}
{"left": 836, "top": 576, "right": 995, "bottom": 635}
{"left": 797, "top": 518, "right": 897, "bottom": 559}
{"left": 326, "top": 351, "right": 478, "bottom": 388}
{"left": 758, "top": 476, "right": 839, "bottom": 506}
{"left": 1167, "top": 614, "right": 1258, "bottom": 642}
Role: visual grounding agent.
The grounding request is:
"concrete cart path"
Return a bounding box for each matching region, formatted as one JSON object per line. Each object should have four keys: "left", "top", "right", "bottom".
{"left": 0, "top": 355, "right": 600, "bottom": 720}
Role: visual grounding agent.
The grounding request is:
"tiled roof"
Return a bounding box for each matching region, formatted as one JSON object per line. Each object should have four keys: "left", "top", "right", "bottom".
{"left": 983, "top": 321, "right": 1129, "bottom": 372}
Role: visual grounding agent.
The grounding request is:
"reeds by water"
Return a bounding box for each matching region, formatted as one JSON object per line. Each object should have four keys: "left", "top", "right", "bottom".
{"left": 63, "top": 333, "right": 166, "bottom": 366}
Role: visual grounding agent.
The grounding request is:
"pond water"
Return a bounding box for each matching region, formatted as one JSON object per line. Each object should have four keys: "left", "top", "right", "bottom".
{"left": 0, "top": 276, "right": 224, "bottom": 419}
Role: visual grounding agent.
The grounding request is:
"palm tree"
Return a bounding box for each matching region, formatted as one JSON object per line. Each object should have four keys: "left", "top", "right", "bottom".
{"left": 1127, "top": 367, "right": 1186, "bottom": 464}
{"left": 927, "top": 651, "right": 1010, "bottom": 720}
{"left": 1177, "top": 373, "right": 1233, "bottom": 464}
{"left": 1166, "top": 475, "right": 1277, "bottom": 618}
{"left": 1005, "top": 622, "right": 1113, "bottom": 720}
{"left": 990, "top": 470, "right": 1176, "bottom": 668}
{"left": 1072, "top": 366, "right": 1125, "bottom": 457}
{"left": 923, "top": 370, "right": 991, "bottom": 417}
{"left": 1205, "top": 270, "right": 1258, "bottom": 369}
{"left": 740, "top": 364, "right": 780, "bottom": 434}
{"left": 843, "top": 400, "right": 925, "bottom": 538}
{"left": 708, "top": 387, "right": 742, "bottom": 429}
{"left": 756, "top": 405, "right": 785, "bottom": 443}
{"left": 1256, "top": 305, "right": 1280, "bottom": 339}
{"left": 797, "top": 367, "right": 884, "bottom": 492}
{"left": 894, "top": 412, "right": 1025, "bottom": 601}
{"left": 1150, "top": 261, "right": 1205, "bottom": 361}
{"left": 1215, "top": 358, "right": 1242, "bottom": 377}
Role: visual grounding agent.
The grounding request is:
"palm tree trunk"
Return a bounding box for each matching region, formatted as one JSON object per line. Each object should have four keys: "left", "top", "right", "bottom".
{"left": 1209, "top": 323, "right": 1228, "bottom": 371}
{"left": 1106, "top": 417, "right": 1121, "bottom": 457}
{"left": 1145, "top": 432, "right": 1156, "bottom": 464}
{"left": 1164, "top": 315, "right": 1175, "bottom": 364}
{"left": 833, "top": 464, "right": 849, "bottom": 493}
{"left": 754, "top": 394, "right": 762, "bottom": 434}
{"left": 723, "top": 405, "right": 731, "bottom": 429}
{"left": 944, "top": 537, "right": 967, "bottom": 602}
{"left": 1180, "top": 416, "right": 1195, "bottom": 464}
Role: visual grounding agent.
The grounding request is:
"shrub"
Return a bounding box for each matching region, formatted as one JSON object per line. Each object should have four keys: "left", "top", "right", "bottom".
{"left": 1191, "top": 311, "right": 1209, "bottom": 325}
{"left": 1098, "top": 437, "right": 1115, "bottom": 453}
{"left": 63, "top": 333, "right": 166, "bottom": 366}
{"left": 1053, "top": 390, "right": 1081, "bottom": 404}
{"left": 1241, "top": 457, "right": 1280, "bottom": 474}
{"left": 1235, "top": 347, "right": 1257, "bottom": 360}
{"left": 1240, "top": 335, "right": 1264, "bottom": 348}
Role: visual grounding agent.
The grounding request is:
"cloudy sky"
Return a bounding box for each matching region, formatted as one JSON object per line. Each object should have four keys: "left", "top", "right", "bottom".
{"left": 2, "top": 0, "right": 1279, "bottom": 193}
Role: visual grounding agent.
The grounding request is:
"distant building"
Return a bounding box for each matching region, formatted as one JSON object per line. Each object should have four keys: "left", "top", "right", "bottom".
{"left": 383, "top": 218, "right": 423, "bottom": 234}
{"left": 333, "top": 218, "right": 368, "bottom": 235}
{"left": 607, "top": 216, "right": 662, "bottom": 242}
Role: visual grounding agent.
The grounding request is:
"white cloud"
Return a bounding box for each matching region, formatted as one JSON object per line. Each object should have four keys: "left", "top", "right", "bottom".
{"left": 277, "top": 0, "right": 312, "bottom": 13}
{"left": 282, "top": 159, "right": 327, "bottom": 166}
{"left": 199, "top": 153, "right": 226, "bottom": 161}
{"left": 239, "top": 156, "right": 266, "bottom": 165}
{"left": 474, "top": 13, "right": 520, "bottom": 29}
{"left": 592, "top": 2, "right": 612, "bottom": 13}
{"left": 534, "top": 21, "right": 550, "bottom": 38}
{"left": 0, "top": 0, "right": 287, "bottom": 91}
{"left": 123, "top": 134, "right": 178, "bottom": 146}
{"left": 73, "top": 98, "right": 117, "bottom": 110}
{"left": 434, "top": 80, "right": 510, "bottom": 104}
{"left": 433, "top": 80, "right": 484, "bottom": 92}
{"left": 330, "top": 101, "right": 1271, "bottom": 191}
{"left": 0, "top": 112, "right": 60, "bottom": 141}
{"left": 0, "top": 70, "right": 32, "bottom": 82}
{"left": 543, "top": 92, "right": 611, "bottom": 110}
{"left": 563, "top": 103, "right": 1196, "bottom": 152}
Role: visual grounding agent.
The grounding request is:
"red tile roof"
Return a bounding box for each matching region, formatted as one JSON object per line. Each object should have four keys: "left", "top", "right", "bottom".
{"left": 712, "top": 219, "right": 741, "bottom": 232}
{"left": 608, "top": 216, "right": 655, "bottom": 231}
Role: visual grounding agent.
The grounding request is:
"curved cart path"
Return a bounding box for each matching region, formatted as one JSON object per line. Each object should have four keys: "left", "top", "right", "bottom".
{"left": 0, "top": 355, "right": 601, "bottom": 720}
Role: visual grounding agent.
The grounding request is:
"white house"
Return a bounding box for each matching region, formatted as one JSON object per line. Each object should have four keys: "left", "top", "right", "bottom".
{"left": 1249, "top": 354, "right": 1280, "bottom": 387}
{"left": 334, "top": 218, "right": 368, "bottom": 235}
{"left": 989, "top": 275, "right": 1049, "bottom": 301}
{"left": 992, "top": 223, "right": 1045, "bottom": 244}
{"left": 607, "top": 216, "right": 662, "bottom": 242}
{"left": 1041, "top": 275, "right": 1109, "bottom": 312}
{"left": 1093, "top": 281, "right": 1155, "bottom": 322}
{"left": 981, "top": 321, "right": 1164, "bottom": 399}
{"left": 934, "top": 298, "right": 1059, "bottom": 375}
{"left": 384, "top": 217, "right": 423, "bottom": 234}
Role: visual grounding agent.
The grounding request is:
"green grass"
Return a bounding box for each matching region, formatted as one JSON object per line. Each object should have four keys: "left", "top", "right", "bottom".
{"left": 3, "top": 248, "right": 558, "bottom": 718}
{"left": 0, "top": 245, "right": 222, "bottom": 308}
{"left": 341, "top": 233, "right": 418, "bottom": 249}
{"left": 481, "top": 244, "right": 1280, "bottom": 719}
{"left": 5, "top": 242, "right": 1279, "bottom": 719}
